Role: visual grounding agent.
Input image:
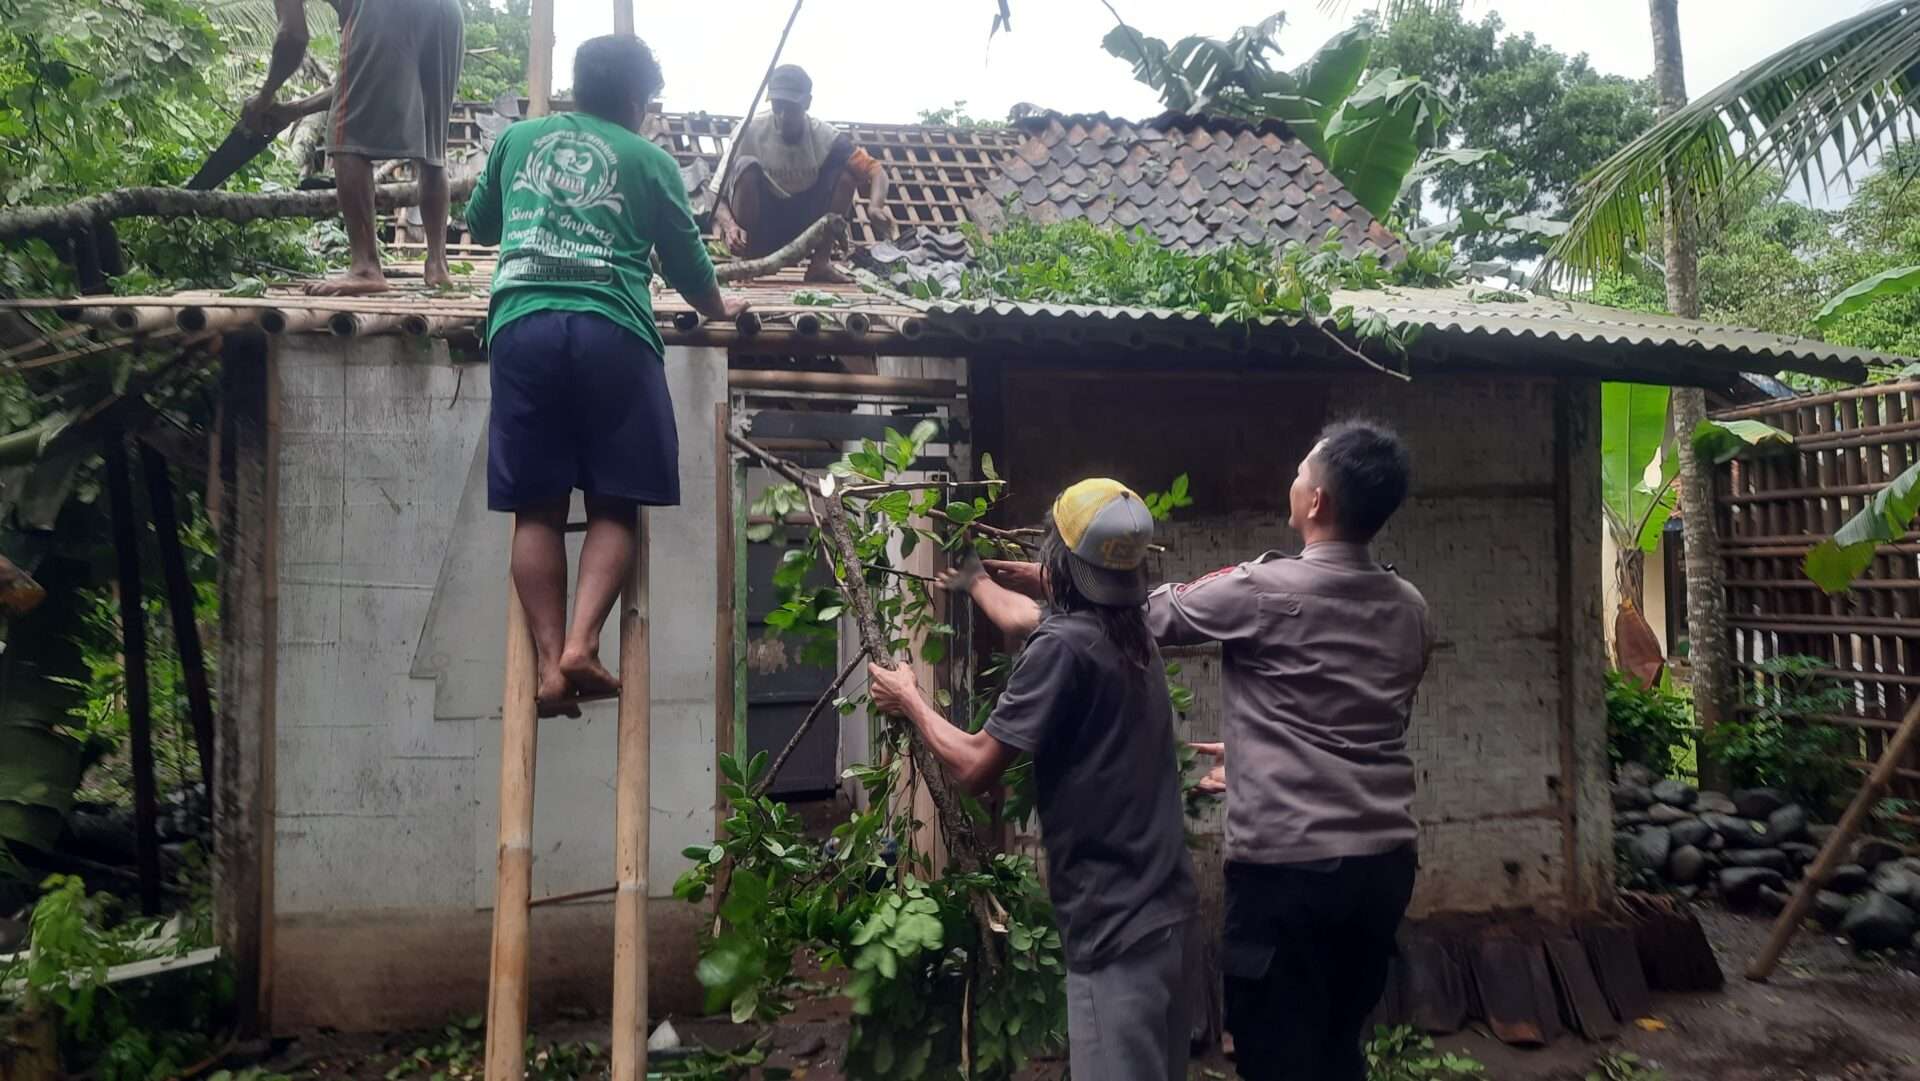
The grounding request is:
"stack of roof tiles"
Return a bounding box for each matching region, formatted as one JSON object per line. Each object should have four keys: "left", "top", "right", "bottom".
{"left": 979, "top": 114, "right": 1404, "bottom": 261}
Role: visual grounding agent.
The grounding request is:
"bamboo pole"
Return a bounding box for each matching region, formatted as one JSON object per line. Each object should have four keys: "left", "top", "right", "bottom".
{"left": 259, "top": 308, "right": 332, "bottom": 335}
{"left": 610, "top": 510, "right": 651, "bottom": 1081}
{"left": 484, "top": 583, "right": 539, "bottom": 1081}
{"left": 104, "top": 430, "right": 162, "bottom": 916}
{"left": 327, "top": 311, "right": 408, "bottom": 337}
{"left": 111, "top": 306, "right": 182, "bottom": 334}
{"left": 177, "top": 306, "right": 263, "bottom": 334}
{"left": 529, "top": 0, "right": 555, "bottom": 119}
{"left": 1747, "top": 693, "right": 1920, "bottom": 981}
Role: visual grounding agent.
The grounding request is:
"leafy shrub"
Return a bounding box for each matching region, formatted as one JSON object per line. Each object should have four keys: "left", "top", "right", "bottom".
{"left": 1365, "top": 1025, "right": 1487, "bottom": 1081}
{"left": 1705, "top": 655, "right": 1855, "bottom": 813}
{"left": 1605, "top": 670, "right": 1693, "bottom": 775}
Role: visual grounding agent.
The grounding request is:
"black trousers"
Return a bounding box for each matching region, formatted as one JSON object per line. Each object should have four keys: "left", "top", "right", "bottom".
{"left": 1222, "top": 845, "right": 1418, "bottom": 1081}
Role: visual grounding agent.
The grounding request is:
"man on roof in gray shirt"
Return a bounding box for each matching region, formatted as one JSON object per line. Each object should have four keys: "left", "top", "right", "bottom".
{"left": 953, "top": 421, "right": 1430, "bottom": 1081}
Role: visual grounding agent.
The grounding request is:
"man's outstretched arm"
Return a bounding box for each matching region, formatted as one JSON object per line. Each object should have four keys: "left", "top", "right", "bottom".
{"left": 938, "top": 558, "right": 1043, "bottom": 640}
{"left": 868, "top": 663, "right": 1018, "bottom": 793}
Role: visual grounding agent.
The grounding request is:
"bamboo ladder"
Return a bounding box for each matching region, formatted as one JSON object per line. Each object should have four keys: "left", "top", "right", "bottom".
{"left": 483, "top": 4, "right": 653, "bottom": 1080}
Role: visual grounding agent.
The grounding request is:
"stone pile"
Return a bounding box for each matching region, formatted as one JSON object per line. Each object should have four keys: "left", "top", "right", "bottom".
{"left": 1612, "top": 765, "right": 1920, "bottom": 955}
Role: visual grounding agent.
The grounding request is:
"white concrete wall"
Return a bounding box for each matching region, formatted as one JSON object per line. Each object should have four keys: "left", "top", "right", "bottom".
{"left": 274, "top": 336, "right": 724, "bottom": 915}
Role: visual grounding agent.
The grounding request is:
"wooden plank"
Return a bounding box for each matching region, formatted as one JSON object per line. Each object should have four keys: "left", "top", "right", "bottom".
{"left": 1544, "top": 935, "right": 1620, "bottom": 1040}
{"left": 214, "top": 331, "right": 277, "bottom": 1036}
{"left": 140, "top": 442, "right": 217, "bottom": 804}
{"left": 1578, "top": 922, "right": 1651, "bottom": 1023}
{"left": 104, "top": 428, "right": 161, "bottom": 916}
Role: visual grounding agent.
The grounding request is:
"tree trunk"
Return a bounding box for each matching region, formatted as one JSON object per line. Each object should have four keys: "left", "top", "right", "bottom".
{"left": 1650, "top": 0, "right": 1732, "bottom": 781}
{"left": 0, "top": 179, "right": 476, "bottom": 245}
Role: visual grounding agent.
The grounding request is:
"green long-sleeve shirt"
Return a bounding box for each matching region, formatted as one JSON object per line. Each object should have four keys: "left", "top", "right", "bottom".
{"left": 466, "top": 112, "right": 717, "bottom": 357}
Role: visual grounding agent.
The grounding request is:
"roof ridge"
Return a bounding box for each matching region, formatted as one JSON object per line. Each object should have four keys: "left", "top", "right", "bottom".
{"left": 1010, "top": 109, "right": 1300, "bottom": 142}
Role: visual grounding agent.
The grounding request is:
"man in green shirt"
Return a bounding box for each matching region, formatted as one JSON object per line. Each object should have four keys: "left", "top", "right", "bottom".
{"left": 466, "top": 34, "right": 747, "bottom": 716}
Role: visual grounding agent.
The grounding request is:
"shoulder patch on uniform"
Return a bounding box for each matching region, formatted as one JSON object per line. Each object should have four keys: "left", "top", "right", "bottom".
{"left": 1176, "top": 565, "right": 1238, "bottom": 593}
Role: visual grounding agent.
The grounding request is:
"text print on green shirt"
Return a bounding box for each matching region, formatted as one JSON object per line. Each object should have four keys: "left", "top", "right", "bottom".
{"left": 499, "top": 130, "right": 631, "bottom": 285}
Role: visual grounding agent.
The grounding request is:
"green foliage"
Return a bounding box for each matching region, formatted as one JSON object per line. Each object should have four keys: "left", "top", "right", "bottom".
{"left": 1102, "top": 16, "right": 1447, "bottom": 217}
{"left": 54, "top": 500, "right": 219, "bottom": 806}
{"left": 1806, "top": 456, "right": 1920, "bottom": 594}
{"left": 694, "top": 431, "right": 1079, "bottom": 1079}
{"left": 1142, "top": 474, "right": 1193, "bottom": 522}
{"left": 1605, "top": 670, "right": 1692, "bottom": 774}
{"left": 1368, "top": 5, "right": 1657, "bottom": 260}
{"left": 1588, "top": 1051, "right": 1669, "bottom": 1081}
{"left": 1364, "top": 1025, "right": 1487, "bottom": 1081}
{"left": 1, "top": 875, "right": 230, "bottom": 1080}
{"left": 1545, "top": 2, "right": 1920, "bottom": 285}
{"left": 1815, "top": 264, "right": 1920, "bottom": 330}
{"left": 455, "top": 0, "right": 531, "bottom": 105}
{"left": 1705, "top": 655, "right": 1856, "bottom": 814}
{"left": 1873, "top": 797, "right": 1917, "bottom": 845}
{"left": 0, "top": 0, "right": 330, "bottom": 295}
{"left": 926, "top": 215, "right": 1454, "bottom": 361}
{"left": 916, "top": 101, "right": 999, "bottom": 130}
{"left": 375, "top": 1012, "right": 764, "bottom": 1081}
{"left": 1600, "top": 383, "right": 1673, "bottom": 555}
{"left": 676, "top": 752, "right": 1065, "bottom": 1080}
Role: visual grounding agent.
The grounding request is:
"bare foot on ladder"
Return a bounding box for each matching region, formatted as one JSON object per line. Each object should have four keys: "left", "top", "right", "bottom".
{"left": 560, "top": 649, "right": 622, "bottom": 701}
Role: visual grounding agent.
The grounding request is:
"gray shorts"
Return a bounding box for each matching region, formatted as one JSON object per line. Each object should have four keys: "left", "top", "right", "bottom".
{"left": 1066, "top": 922, "right": 1191, "bottom": 1081}
{"left": 328, "top": 0, "right": 464, "bottom": 164}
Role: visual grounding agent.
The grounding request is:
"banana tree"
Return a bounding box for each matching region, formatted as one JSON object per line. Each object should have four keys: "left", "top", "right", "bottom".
{"left": 1807, "top": 458, "right": 1920, "bottom": 594}
{"left": 1102, "top": 16, "right": 1448, "bottom": 218}
{"left": 1603, "top": 383, "right": 1792, "bottom": 681}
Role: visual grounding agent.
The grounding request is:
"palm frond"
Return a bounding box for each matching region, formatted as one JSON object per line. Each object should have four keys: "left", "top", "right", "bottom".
{"left": 203, "top": 0, "right": 339, "bottom": 81}
{"left": 1545, "top": 0, "right": 1920, "bottom": 284}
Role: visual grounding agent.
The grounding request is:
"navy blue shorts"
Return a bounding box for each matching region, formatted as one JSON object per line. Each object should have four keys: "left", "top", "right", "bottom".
{"left": 487, "top": 310, "right": 679, "bottom": 511}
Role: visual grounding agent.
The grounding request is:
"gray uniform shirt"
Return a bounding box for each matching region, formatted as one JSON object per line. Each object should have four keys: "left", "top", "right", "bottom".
{"left": 985, "top": 610, "right": 1197, "bottom": 971}
{"left": 1146, "top": 542, "right": 1431, "bottom": 866}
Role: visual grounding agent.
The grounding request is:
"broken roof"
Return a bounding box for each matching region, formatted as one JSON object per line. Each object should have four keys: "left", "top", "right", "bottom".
{"left": 978, "top": 113, "right": 1405, "bottom": 261}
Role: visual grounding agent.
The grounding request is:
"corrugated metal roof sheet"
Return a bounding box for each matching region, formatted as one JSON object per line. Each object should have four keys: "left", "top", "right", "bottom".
{"left": 901, "top": 285, "right": 1906, "bottom": 376}
{"left": 1329, "top": 286, "right": 1908, "bottom": 369}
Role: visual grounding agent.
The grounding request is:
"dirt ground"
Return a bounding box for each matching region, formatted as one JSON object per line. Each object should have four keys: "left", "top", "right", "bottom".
{"left": 1427, "top": 907, "right": 1920, "bottom": 1081}
{"left": 264, "top": 905, "right": 1920, "bottom": 1080}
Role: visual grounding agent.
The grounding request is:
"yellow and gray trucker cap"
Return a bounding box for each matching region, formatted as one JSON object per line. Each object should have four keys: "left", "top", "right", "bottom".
{"left": 1051, "top": 478, "right": 1154, "bottom": 607}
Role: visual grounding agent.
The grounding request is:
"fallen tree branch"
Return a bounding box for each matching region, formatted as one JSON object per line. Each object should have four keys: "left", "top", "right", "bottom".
{"left": 714, "top": 214, "right": 845, "bottom": 283}
{"left": 750, "top": 647, "right": 869, "bottom": 799}
{"left": 1311, "top": 321, "right": 1413, "bottom": 382}
{"left": 0, "top": 178, "right": 478, "bottom": 244}
{"left": 724, "top": 428, "right": 1003, "bottom": 971}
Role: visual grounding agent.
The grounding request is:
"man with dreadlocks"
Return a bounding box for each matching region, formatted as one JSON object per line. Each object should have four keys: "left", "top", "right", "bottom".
{"left": 866, "top": 479, "right": 1196, "bottom": 1081}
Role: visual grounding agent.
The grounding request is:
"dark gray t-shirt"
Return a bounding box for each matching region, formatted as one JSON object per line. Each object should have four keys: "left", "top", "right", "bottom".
{"left": 985, "top": 610, "right": 1197, "bottom": 971}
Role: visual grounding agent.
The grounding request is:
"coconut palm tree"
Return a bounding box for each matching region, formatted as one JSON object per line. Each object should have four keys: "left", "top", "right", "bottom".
{"left": 1545, "top": 0, "right": 1920, "bottom": 282}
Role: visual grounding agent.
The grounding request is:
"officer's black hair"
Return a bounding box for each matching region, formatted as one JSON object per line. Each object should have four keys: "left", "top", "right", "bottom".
{"left": 1039, "top": 526, "right": 1154, "bottom": 670}
{"left": 1311, "top": 419, "right": 1410, "bottom": 541}
{"left": 573, "top": 35, "right": 664, "bottom": 124}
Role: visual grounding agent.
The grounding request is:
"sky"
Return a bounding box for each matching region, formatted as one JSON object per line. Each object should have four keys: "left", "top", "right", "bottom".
{"left": 549, "top": 1, "right": 1868, "bottom": 126}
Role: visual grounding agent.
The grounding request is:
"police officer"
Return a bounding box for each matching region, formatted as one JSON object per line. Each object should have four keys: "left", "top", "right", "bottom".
{"left": 951, "top": 420, "right": 1431, "bottom": 1081}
